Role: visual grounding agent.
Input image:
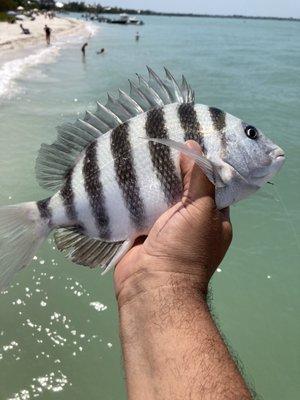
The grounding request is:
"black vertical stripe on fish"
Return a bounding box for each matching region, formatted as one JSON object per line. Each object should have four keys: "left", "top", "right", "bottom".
{"left": 60, "top": 168, "right": 77, "bottom": 221}
{"left": 110, "top": 122, "right": 145, "bottom": 229}
{"left": 37, "top": 197, "right": 51, "bottom": 221}
{"left": 209, "top": 107, "right": 226, "bottom": 132}
{"left": 83, "top": 141, "right": 110, "bottom": 239}
{"left": 209, "top": 107, "right": 227, "bottom": 148}
{"left": 146, "top": 107, "right": 182, "bottom": 205}
{"left": 178, "top": 103, "right": 203, "bottom": 144}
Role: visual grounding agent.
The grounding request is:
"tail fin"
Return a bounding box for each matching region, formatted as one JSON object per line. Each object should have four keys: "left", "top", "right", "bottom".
{"left": 0, "top": 202, "right": 50, "bottom": 292}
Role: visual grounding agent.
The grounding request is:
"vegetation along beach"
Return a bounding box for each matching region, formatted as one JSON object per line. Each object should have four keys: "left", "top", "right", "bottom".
{"left": 0, "top": 0, "right": 299, "bottom": 399}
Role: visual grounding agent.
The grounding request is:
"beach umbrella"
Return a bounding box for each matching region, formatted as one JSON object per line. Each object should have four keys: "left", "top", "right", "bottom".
{"left": 7, "top": 11, "right": 17, "bottom": 16}
{"left": 17, "top": 6, "right": 24, "bottom": 11}
{"left": 55, "top": 2, "right": 64, "bottom": 8}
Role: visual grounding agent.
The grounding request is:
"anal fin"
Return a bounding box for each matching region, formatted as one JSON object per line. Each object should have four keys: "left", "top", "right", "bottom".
{"left": 101, "top": 239, "right": 134, "bottom": 275}
{"left": 54, "top": 227, "right": 132, "bottom": 271}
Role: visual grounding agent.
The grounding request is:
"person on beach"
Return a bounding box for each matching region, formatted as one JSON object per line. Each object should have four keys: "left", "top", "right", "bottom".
{"left": 20, "top": 24, "right": 30, "bottom": 35}
{"left": 115, "top": 142, "right": 253, "bottom": 399}
{"left": 81, "top": 42, "right": 88, "bottom": 56}
{"left": 135, "top": 31, "right": 140, "bottom": 41}
{"left": 44, "top": 25, "right": 51, "bottom": 45}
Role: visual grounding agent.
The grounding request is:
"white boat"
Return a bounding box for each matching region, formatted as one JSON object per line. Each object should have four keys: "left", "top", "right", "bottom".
{"left": 107, "top": 13, "right": 144, "bottom": 25}
{"left": 129, "top": 16, "right": 144, "bottom": 25}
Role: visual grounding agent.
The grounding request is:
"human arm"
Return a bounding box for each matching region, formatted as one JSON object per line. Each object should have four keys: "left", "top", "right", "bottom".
{"left": 114, "top": 141, "right": 252, "bottom": 400}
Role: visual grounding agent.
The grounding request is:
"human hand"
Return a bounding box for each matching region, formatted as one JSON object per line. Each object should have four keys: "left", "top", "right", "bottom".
{"left": 114, "top": 141, "right": 232, "bottom": 303}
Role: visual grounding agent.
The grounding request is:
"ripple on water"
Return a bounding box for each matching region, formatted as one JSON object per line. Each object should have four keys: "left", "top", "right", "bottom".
{"left": 7, "top": 370, "right": 70, "bottom": 399}
{"left": 0, "top": 252, "right": 111, "bottom": 398}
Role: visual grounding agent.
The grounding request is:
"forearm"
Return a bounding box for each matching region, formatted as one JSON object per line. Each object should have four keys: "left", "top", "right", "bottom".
{"left": 118, "top": 268, "right": 252, "bottom": 400}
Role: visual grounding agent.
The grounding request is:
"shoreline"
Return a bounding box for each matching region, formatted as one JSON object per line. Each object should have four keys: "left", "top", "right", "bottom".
{"left": 135, "top": 13, "right": 300, "bottom": 22}
{"left": 0, "top": 15, "right": 87, "bottom": 52}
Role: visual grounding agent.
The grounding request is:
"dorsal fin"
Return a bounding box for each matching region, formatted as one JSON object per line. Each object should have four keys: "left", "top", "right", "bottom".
{"left": 35, "top": 67, "right": 195, "bottom": 191}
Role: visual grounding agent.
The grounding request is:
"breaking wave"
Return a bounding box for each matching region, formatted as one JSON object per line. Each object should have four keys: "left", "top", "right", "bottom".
{"left": 0, "top": 46, "right": 60, "bottom": 99}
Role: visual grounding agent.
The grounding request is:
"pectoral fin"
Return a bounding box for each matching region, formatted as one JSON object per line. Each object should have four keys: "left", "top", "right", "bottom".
{"left": 144, "top": 137, "right": 226, "bottom": 188}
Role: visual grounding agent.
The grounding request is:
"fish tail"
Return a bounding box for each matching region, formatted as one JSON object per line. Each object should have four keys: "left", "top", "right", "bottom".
{"left": 0, "top": 201, "right": 51, "bottom": 292}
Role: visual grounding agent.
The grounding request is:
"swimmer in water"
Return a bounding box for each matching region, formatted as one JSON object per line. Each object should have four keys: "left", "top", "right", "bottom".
{"left": 81, "top": 42, "right": 88, "bottom": 56}
{"left": 96, "top": 48, "right": 105, "bottom": 54}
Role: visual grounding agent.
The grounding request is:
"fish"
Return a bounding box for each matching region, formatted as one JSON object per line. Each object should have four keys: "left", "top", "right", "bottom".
{"left": 0, "top": 67, "right": 285, "bottom": 291}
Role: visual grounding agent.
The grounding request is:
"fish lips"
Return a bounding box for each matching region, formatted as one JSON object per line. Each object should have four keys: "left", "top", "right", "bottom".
{"left": 250, "top": 149, "right": 285, "bottom": 184}
{"left": 269, "top": 147, "right": 286, "bottom": 173}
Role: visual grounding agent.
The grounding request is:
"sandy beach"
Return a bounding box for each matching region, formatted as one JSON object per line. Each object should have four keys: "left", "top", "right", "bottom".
{"left": 0, "top": 15, "right": 86, "bottom": 51}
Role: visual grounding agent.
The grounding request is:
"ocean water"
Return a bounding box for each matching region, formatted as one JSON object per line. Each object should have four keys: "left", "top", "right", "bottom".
{"left": 0, "top": 15, "right": 299, "bottom": 399}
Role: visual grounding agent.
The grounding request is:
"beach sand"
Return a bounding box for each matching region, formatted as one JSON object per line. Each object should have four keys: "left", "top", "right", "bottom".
{"left": 0, "top": 15, "right": 86, "bottom": 51}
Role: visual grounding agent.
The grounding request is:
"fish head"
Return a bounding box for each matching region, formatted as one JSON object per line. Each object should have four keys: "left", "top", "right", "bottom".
{"left": 221, "top": 118, "right": 285, "bottom": 187}
{"left": 201, "top": 110, "right": 285, "bottom": 208}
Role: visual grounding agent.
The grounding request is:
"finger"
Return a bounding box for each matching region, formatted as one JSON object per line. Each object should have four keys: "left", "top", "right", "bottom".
{"left": 220, "top": 207, "right": 230, "bottom": 222}
{"left": 222, "top": 217, "right": 233, "bottom": 249}
{"left": 180, "top": 140, "right": 215, "bottom": 201}
{"left": 180, "top": 140, "right": 198, "bottom": 178}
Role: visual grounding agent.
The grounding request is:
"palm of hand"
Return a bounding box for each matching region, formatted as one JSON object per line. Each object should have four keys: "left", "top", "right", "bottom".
{"left": 114, "top": 142, "right": 232, "bottom": 295}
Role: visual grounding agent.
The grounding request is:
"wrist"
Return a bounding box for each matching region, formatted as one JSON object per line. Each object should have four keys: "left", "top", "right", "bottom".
{"left": 115, "top": 260, "right": 209, "bottom": 310}
{"left": 117, "top": 266, "right": 213, "bottom": 364}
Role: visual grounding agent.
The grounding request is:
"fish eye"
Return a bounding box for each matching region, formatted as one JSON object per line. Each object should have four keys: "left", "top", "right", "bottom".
{"left": 245, "top": 125, "right": 259, "bottom": 140}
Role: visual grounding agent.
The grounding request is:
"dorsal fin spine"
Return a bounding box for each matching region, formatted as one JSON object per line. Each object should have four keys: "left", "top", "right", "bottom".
{"left": 146, "top": 66, "right": 171, "bottom": 104}
{"left": 105, "top": 93, "right": 132, "bottom": 122}
{"left": 129, "top": 79, "right": 152, "bottom": 109}
{"left": 96, "top": 101, "right": 122, "bottom": 126}
{"left": 84, "top": 111, "right": 109, "bottom": 132}
{"left": 136, "top": 74, "right": 164, "bottom": 107}
{"left": 117, "top": 89, "right": 143, "bottom": 115}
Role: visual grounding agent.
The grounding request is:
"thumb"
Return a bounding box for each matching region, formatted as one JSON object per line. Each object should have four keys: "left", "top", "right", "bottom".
{"left": 180, "top": 140, "right": 215, "bottom": 202}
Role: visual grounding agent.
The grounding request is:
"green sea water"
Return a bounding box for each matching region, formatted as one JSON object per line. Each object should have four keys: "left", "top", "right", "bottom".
{"left": 0, "top": 15, "right": 299, "bottom": 399}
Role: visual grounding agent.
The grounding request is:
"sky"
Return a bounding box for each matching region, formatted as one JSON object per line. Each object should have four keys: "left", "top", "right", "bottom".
{"left": 85, "top": 0, "right": 300, "bottom": 18}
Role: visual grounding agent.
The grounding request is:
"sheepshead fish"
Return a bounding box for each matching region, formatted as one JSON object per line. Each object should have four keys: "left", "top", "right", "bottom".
{"left": 0, "top": 67, "right": 285, "bottom": 291}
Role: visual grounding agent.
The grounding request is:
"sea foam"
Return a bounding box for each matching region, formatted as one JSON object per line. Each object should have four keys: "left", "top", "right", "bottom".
{"left": 0, "top": 46, "right": 60, "bottom": 99}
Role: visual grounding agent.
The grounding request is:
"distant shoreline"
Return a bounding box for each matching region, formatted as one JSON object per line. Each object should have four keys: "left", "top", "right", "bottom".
{"left": 111, "top": 12, "right": 300, "bottom": 23}
{"left": 71, "top": 7, "right": 300, "bottom": 23}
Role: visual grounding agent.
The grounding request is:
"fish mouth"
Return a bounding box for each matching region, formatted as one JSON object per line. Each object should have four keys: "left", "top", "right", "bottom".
{"left": 270, "top": 148, "right": 285, "bottom": 160}
{"left": 272, "top": 151, "right": 286, "bottom": 168}
{"left": 251, "top": 150, "right": 285, "bottom": 181}
{"left": 224, "top": 148, "right": 285, "bottom": 186}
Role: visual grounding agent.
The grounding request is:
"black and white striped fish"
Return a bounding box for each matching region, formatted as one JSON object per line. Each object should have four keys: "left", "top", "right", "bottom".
{"left": 0, "top": 67, "right": 285, "bottom": 291}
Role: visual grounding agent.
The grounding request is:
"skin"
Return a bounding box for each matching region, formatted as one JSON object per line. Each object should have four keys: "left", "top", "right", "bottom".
{"left": 114, "top": 141, "right": 253, "bottom": 400}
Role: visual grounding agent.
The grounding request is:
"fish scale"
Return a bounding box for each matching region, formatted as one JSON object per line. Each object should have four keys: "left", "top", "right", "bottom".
{"left": 0, "top": 67, "right": 285, "bottom": 291}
